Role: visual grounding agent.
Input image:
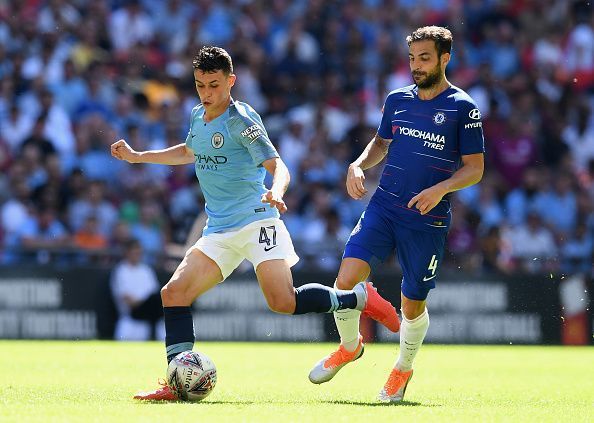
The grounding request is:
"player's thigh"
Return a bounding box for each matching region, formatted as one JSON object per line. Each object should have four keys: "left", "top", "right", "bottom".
{"left": 335, "top": 258, "right": 371, "bottom": 290}
{"left": 395, "top": 225, "right": 447, "bottom": 303}
{"left": 255, "top": 259, "right": 295, "bottom": 314}
{"left": 340, "top": 206, "right": 394, "bottom": 289}
{"left": 161, "top": 247, "right": 224, "bottom": 306}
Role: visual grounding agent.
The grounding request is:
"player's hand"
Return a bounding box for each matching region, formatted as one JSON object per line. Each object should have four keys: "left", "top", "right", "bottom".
{"left": 346, "top": 164, "right": 367, "bottom": 200}
{"left": 407, "top": 185, "right": 448, "bottom": 215}
{"left": 261, "top": 190, "right": 288, "bottom": 213}
{"left": 110, "top": 139, "right": 138, "bottom": 163}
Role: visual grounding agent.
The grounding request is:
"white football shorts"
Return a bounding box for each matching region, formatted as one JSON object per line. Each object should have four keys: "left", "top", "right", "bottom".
{"left": 193, "top": 217, "right": 299, "bottom": 280}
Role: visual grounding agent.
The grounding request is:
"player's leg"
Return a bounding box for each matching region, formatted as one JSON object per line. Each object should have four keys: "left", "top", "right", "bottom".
{"left": 309, "top": 207, "right": 399, "bottom": 384}
{"left": 249, "top": 219, "right": 364, "bottom": 314}
{"left": 334, "top": 206, "right": 399, "bottom": 349}
{"left": 133, "top": 248, "right": 223, "bottom": 401}
{"left": 160, "top": 247, "right": 224, "bottom": 363}
{"left": 134, "top": 235, "right": 242, "bottom": 401}
{"left": 246, "top": 218, "right": 396, "bottom": 319}
{"left": 253, "top": 258, "right": 373, "bottom": 315}
{"left": 306, "top": 258, "right": 371, "bottom": 384}
{"left": 333, "top": 257, "right": 371, "bottom": 351}
{"left": 378, "top": 226, "right": 446, "bottom": 402}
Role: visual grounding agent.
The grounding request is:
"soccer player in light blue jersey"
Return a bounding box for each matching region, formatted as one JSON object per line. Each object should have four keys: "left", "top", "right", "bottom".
{"left": 111, "top": 46, "right": 399, "bottom": 401}
{"left": 308, "top": 27, "right": 485, "bottom": 402}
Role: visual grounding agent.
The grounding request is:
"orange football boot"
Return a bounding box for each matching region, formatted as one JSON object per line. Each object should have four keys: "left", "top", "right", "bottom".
{"left": 361, "top": 282, "right": 400, "bottom": 332}
{"left": 133, "top": 379, "right": 178, "bottom": 401}
{"left": 309, "top": 335, "right": 364, "bottom": 384}
{"left": 378, "top": 368, "right": 414, "bottom": 402}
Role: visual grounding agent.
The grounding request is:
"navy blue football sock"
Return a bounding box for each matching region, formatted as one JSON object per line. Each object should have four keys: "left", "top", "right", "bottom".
{"left": 164, "top": 306, "right": 195, "bottom": 363}
{"left": 293, "top": 283, "right": 359, "bottom": 315}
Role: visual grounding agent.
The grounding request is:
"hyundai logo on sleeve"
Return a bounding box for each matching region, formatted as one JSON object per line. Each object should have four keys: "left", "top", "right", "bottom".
{"left": 468, "top": 108, "right": 481, "bottom": 120}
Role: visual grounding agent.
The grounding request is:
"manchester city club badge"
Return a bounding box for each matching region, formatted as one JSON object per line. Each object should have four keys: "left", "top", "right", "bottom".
{"left": 211, "top": 132, "right": 224, "bottom": 148}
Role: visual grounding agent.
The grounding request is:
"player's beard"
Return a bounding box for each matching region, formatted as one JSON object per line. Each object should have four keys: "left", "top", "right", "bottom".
{"left": 412, "top": 63, "right": 443, "bottom": 89}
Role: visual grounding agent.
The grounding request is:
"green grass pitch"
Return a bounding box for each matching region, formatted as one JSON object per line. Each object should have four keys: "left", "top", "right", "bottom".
{"left": 1, "top": 341, "right": 592, "bottom": 422}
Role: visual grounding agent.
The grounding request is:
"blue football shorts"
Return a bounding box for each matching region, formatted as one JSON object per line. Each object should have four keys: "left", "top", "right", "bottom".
{"left": 343, "top": 203, "right": 448, "bottom": 301}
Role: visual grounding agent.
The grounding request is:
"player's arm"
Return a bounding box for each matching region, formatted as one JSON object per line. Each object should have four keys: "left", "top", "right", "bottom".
{"left": 261, "top": 157, "right": 289, "bottom": 213}
{"left": 110, "top": 139, "right": 195, "bottom": 165}
{"left": 408, "top": 153, "right": 484, "bottom": 215}
{"left": 347, "top": 133, "right": 392, "bottom": 200}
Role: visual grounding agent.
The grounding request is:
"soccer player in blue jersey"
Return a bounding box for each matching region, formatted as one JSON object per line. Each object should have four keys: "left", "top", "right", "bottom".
{"left": 308, "top": 26, "right": 485, "bottom": 402}
{"left": 110, "top": 46, "right": 398, "bottom": 401}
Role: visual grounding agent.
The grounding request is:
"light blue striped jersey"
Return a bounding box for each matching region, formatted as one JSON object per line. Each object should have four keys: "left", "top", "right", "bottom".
{"left": 185, "top": 99, "right": 280, "bottom": 235}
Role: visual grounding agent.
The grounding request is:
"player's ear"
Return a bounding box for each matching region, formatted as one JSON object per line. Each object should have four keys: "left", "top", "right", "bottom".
{"left": 228, "top": 73, "right": 236, "bottom": 88}
{"left": 441, "top": 52, "right": 450, "bottom": 68}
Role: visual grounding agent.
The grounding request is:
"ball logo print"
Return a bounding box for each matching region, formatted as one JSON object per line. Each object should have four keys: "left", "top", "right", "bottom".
{"left": 211, "top": 132, "right": 224, "bottom": 149}
{"left": 167, "top": 351, "right": 217, "bottom": 401}
{"left": 468, "top": 108, "right": 481, "bottom": 120}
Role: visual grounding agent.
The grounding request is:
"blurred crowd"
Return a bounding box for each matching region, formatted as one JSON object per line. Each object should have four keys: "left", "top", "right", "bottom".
{"left": 1, "top": 0, "right": 594, "bottom": 277}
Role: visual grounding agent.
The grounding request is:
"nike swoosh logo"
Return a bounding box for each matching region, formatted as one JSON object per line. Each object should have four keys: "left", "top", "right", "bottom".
{"left": 422, "top": 274, "right": 437, "bottom": 282}
{"left": 264, "top": 245, "right": 277, "bottom": 252}
{"left": 191, "top": 134, "right": 196, "bottom": 138}
{"left": 394, "top": 110, "right": 407, "bottom": 115}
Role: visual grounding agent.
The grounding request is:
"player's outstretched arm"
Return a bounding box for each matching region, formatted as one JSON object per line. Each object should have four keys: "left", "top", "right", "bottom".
{"left": 110, "top": 139, "right": 195, "bottom": 165}
{"left": 261, "top": 157, "right": 289, "bottom": 213}
{"left": 408, "top": 153, "right": 484, "bottom": 215}
{"left": 347, "top": 133, "right": 391, "bottom": 200}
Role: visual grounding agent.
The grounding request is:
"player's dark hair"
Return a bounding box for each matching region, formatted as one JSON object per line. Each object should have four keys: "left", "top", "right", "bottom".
{"left": 406, "top": 26, "right": 453, "bottom": 57}
{"left": 192, "top": 46, "right": 233, "bottom": 75}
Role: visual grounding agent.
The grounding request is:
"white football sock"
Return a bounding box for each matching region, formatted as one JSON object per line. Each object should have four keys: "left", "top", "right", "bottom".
{"left": 395, "top": 308, "right": 429, "bottom": 372}
{"left": 334, "top": 308, "right": 361, "bottom": 352}
{"left": 333, "top": 282, "right": 362, "bottom": 352}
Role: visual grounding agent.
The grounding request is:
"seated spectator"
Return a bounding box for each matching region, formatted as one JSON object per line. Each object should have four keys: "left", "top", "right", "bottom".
{"left": 479, "top": 225, "right": 513, "bottom": 275}
{"left": 110, "top": 239, "right": 163, "bottom": 341}
{"left": 532, "top": 171, "right": 577, "bottom": 237}
{"left": 68, "top": 180, "right": 118, "bottom": 237}
{"left": 504, "top": 212, "right": 558, "bottom": 274}
{"left": 73, "top": 215, "right": 108, "bottom": 263}
{"left": 0, "top": 104, "right": 34, "bottom": 153}
{"left": 489, "top": 115, "right": 538, "bottom": 190}
{"left": 18, "top": 205, "right": 70, "bottom": 264}
{"left": 504, "top": 167, "right": 545, "bottom": 228}
{"left": 561, "top": 221, "right": 593, "bottom": 274}
{"left": 130, "top": 201, "right": 165, "bottom": 264}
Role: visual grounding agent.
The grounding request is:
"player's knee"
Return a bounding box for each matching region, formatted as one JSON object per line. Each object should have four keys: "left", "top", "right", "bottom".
{"left": 334, "top": 276, "right": 358, "bottom": 290}
{"left": 160, "top": 283, "right": 189, "bottom": 306}
{"left": 401, "top": 299, "right": 427, "bottom": 320}
{"left": 265, "top": 293, "right": 295, "bottom": 314}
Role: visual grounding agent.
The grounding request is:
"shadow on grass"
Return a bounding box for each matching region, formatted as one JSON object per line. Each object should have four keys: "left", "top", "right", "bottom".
{"left": 138, "top": 399, "right": 439, "bottom": 407}
{"left": 321, "top": 399, "right": 439, "bottom": 407}
{"left": 137, "top": 399, "right": 255, "bottom": 405}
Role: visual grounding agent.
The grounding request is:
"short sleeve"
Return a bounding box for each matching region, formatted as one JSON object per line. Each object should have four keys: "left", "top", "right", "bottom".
{"left": 457, "top": 99, "right": 486, "bottom": 155}
{"left": 227, "top": 108, "right": 279, "bottom": 166}
{"left": 184, "top": 107, "right": 197, "bottom": 148}
{"left": 377, "top": 95, "right": 394, "bottom": 140}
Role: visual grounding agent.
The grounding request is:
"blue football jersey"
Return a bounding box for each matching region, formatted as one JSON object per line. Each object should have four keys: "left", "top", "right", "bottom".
{"left": 373, "top": 84, "right": 485, "bottom": 232}
{"left": 185, "top": 99, "right": 280, "bottom": 235}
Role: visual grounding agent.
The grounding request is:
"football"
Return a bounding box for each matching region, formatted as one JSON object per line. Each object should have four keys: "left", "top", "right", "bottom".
{"left": 166, "top": 350, "right": 217, "bottom": 402}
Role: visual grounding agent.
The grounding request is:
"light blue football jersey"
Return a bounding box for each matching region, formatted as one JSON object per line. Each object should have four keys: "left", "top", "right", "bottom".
{"left": 185, "top": 99, "right": 280, "bottom": 235}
